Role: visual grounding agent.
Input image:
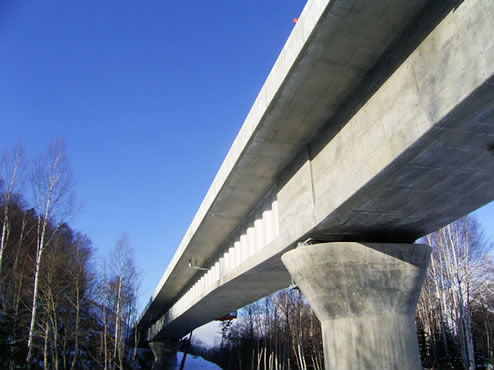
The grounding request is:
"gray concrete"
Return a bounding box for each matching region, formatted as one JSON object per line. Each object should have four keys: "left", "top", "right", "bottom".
{"left": 281, "top": 242, "right": 431, "bottom": 369}
{"left": 139, "top": 0, "right": 494, "bottom": 361}
{"left": 148, "top": 340, "right": 180, "bottom": 370}
{"left": 139, "top": 0, "right": 435, "bottom": 330}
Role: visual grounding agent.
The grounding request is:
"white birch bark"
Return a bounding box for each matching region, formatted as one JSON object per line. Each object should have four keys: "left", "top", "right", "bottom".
{"left": 0, "top": 144, "right": 24, "bottom": 279}
{"left": 26, "top": 140, "right": 75, "bottom": 366}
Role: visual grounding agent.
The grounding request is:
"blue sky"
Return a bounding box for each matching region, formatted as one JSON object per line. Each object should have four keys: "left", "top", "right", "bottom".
{"left": 1, "top": 0, "right": 493, "bottom": 333}
{"left": 0, "top": 0, "right": 308, "bottom": 309}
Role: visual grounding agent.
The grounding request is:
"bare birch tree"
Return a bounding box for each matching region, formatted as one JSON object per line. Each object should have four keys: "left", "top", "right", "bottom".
{"left": 436, "top": 217, "right": 484, "bottom": 370}
{"left": 416, "top": 215, "right": 492, "bottom": 369}
{"left": 213, "top": 288, "right": 323, "bottom": 370}
{"left": 26, "top": 140, "right": 75, "bottom": 366}
{"left": 0, "top": 143, "right": 25, "bottom": 280}
{"left": 68, "top": 233, "right": 94, "bottom": 370}
{"left": 101, "top": 233, "right": 140, "bottom": 370}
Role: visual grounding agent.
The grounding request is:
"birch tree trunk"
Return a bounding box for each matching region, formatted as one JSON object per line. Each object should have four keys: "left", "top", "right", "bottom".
{"left": 43, "top": 320, "right": 49, "bottom": 370}
{"left": 69, "top": 235, "right": 92, "bottom": 370}
{"left": 0, "top": 144, "right": 24, "bottom": 280}
{"left": 104, "top": 234, "right": 139, "bottom": 370}
{"left": 70, "top": 283, "right": 81, "bottom": 370}
{"left": 113, "top": 275, "right": 122, "bottom": 369}
{"left": 422, "top": 217, "right": 485, "bottom": 369}
{"left": 27, "top": 224, "right": 47, "bottom": 364}
{"left": 26, "top": 140, "right": 75, "bottom": 366}
{"left": 101, "top": 267, "right": 109, "bottom": 370}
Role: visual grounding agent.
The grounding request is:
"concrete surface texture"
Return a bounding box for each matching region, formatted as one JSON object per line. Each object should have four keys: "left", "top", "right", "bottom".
{"left": 139, "top": 0, "right": 433, "bottom": 332}
{"left": 139, "top": 0, "right": 494, "bottom": 355}
{"left": 281, "top": 242, "right": 431, "bottom": 369}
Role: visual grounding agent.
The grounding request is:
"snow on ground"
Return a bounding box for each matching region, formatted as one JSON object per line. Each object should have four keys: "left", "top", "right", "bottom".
{"left": 176, "top": 352, "right": 222, "bottom": 369}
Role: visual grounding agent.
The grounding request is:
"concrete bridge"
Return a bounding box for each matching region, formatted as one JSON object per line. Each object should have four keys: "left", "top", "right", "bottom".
{"left": 138, "top": 0, "right": 494, "bottom": 368}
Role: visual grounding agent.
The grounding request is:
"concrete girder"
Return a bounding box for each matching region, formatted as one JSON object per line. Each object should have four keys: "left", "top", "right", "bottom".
{"left": 139, "top": 0, "right": 433, "bottom": 330}
{"left": 140, "top": 0, "right": 494, "bottom": 349}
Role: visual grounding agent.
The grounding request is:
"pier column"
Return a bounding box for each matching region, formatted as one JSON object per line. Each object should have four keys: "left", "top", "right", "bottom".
{"left": 148, "top": 339, "right": 180, "bottom": 370}
{"left": 281, "top": 242, "right": 431, "bottom": 370}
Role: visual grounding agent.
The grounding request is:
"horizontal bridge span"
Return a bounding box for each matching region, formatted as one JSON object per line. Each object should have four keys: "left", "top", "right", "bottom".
{"left": 139, "top": 0, "right": 494, "bottom": 342}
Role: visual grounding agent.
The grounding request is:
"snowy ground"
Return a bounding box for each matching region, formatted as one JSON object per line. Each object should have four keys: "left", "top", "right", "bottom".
{"left": 176, "top": 352, "right": 222, "bottom": 369}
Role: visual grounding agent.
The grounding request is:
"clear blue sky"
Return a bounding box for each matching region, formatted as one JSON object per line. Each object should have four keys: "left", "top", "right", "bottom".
{"left": 1, "top": 0, "right": 493, "bottom": 322}
{"left": 0, "top": 0, "right": 308, "bottom": 310}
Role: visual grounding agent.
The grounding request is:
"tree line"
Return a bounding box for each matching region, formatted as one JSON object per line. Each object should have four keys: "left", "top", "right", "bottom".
{"left": 193, "top": 216, "right": 494, "bottom": 370}
{"left": 417, "top": 216, "right": 494, "bottom": 369}
{"left": 0, "top": 142, "right": 140, "bottom": 369}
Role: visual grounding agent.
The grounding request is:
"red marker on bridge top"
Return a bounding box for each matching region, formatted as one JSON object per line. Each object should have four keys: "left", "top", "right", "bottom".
{"left": 293, "top": 18, "right": 298, "bottom": 24}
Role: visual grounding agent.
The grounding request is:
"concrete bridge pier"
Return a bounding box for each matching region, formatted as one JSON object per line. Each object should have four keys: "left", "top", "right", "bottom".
{"left": 281, "top": 242, "right": 431, "bottom": 370}
{"left": 148, "top": 339, "right": 180, "bottom": 370}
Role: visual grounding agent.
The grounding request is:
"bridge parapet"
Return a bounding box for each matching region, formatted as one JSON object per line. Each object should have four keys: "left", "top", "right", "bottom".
{"left": 145, "top": 192, "right": 280, "bottom": 341}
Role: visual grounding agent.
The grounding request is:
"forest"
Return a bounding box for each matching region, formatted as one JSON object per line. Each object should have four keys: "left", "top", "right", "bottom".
{"left": 1, "top": 140, "right": 493, "bottom": 370}
{"left": 0, "top": 143, "right": 141, "bottom": 369}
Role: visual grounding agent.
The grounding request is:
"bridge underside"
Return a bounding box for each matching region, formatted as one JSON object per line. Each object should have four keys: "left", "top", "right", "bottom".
{"left": 142, "top": 0, "right": 494, "bottom": 360}
{"left": 152, "top": 70, "right": 494, "bottom": 341}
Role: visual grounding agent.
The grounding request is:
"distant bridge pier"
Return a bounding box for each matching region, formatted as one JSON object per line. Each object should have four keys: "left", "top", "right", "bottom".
{"left": 148, "top": 339, "right": 180, "bottom": 370}
{"left": 282, "top": 242, "right": 431, "bottom": 369}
